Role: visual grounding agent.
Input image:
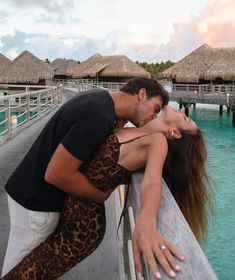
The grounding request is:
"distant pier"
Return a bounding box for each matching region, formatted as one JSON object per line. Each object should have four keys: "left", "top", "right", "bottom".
{"left": 168, "top": 83, "right": 235, "bottom": 125}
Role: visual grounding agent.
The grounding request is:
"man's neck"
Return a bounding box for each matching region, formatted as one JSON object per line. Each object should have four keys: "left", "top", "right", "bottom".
{"left": 109, "top": 91, "right": 136, "bottom": 120}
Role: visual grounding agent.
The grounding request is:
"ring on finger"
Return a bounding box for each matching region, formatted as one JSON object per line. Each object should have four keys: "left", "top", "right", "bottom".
{"left": 160, "top": 245, "right": 167, "bottom": 252}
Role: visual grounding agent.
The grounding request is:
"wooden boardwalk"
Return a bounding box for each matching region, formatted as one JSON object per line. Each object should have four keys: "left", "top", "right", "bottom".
{"left": 169, "top": 83, "right": 235, "bottom": 108}
{"left": 170, "top": 91, "right": 232, "bottom": 106}
{"left": 0, "top": 89, "right": 122, "bottom": 280}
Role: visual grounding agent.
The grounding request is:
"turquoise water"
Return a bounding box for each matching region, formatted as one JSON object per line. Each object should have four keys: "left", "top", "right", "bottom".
{"left": 174, "top": 102, "right": 235, "bottom": 280}
{"left": 0, "top": 112, "right": 37, "bottom": 133}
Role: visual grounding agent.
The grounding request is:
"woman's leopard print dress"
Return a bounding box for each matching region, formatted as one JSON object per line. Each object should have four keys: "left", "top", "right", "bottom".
{"left": 2, "top": 134, "right": 131, "bottom": 280}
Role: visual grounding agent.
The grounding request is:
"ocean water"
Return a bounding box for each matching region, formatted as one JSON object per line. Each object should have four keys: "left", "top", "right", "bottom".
{"left": 173, "top": 102, "right": 235, "bottom": 280}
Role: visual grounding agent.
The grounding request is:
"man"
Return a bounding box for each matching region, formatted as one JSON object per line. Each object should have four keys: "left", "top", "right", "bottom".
{"left": 1, "top": 77, "right": 169, "bottom": 276}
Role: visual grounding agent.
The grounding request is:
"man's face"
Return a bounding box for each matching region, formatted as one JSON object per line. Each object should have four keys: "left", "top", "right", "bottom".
{"left": 132, "top": 95, "right": 163, "bottom": 127}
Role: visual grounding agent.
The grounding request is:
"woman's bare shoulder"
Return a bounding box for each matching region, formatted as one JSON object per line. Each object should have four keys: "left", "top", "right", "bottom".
{"left": 149, "top": 132, "right": 167, "bottom": 142}
{"left": 148, "top": 132, "right": 168, "bottom": 154}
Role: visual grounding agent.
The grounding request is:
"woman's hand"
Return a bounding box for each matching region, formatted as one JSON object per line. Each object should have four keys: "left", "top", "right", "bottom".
{"left": 133, "top": 213, "right": 184, "bottom": 279}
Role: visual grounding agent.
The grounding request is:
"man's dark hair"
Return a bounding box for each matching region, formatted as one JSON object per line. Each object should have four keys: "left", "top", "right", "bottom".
{"left": 120, "top": 77, "right": 169, "bottom": 106}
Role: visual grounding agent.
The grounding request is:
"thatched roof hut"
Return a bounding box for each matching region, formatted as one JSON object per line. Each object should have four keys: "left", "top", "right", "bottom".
{"left": 51, "top": 58, "right": 78, "bottom": 78}
{"left": 69, "top": 53, "right": 150, "bottom": 82}
{"left": 0, "top": 50, "right": 54, "bottom": 85}
{"left": 204, "top": 47, "right": 235, "bottom": 82}
{"left": 159, "top": 44, "right": 225, "bottom": 83}
{"left": 0, "top": 53, "right": 11, "bottom": 75}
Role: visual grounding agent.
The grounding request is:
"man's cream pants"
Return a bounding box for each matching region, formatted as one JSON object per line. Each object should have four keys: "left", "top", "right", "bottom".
{"left": 1, "top": 195, "right": 60, "bottom": 276}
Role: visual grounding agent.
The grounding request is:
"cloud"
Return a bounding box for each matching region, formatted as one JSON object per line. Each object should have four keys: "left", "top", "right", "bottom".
{"left": 90, "top": 0, "right": 235, "bottom": 63}
{"left": 7, "top": 0, "right": 76, "bottom": 13}
{"left": 0, "top": 30, "right": 117, "bottom": 61}
{"left": 0, "top": 11, "right": 9, "bottom": 24}
{"left": 0, "top": 0, "right": 234, "bottom": 63}
{"left": 195, "top": 0, "right": 235, "bottom": 47}
{"left": 0, "top": 30, "right": 68, "bottom": 60}
{"left": 138, "top": 0, "right": 235, "bottom": 62}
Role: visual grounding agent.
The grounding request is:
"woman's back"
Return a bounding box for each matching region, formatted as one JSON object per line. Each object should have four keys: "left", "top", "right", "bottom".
{"left": 79, "top": 129, "right": 166, "bottom": 192}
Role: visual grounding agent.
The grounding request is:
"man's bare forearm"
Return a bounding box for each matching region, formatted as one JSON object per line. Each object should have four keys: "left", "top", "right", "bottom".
{"left": 46, "top": 170, "right": 111, "bottom": 203}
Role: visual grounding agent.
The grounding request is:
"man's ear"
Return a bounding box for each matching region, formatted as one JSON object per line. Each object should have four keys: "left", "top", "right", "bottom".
{"left": 138, "top": 88, "right": 147, "bottom": 101}
{"left": 166, "top": 128, "right": 182, "bottom": 139}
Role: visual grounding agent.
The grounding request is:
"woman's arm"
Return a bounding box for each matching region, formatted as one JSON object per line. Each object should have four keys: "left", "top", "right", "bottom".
{"left": 45, "top": 144, "right": 112, "bottom": 203}
{"left": 132, "top": 133, "right": 183, "bottom": 279}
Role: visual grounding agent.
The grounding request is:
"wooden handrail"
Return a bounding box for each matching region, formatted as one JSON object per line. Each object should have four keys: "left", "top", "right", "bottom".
{"left": 123, "top": 172, "right": 218, "bottom": 280}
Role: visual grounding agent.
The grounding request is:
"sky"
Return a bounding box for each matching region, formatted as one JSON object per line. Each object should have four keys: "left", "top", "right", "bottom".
{"left": 0, "top": 0, "right": 235, "bottom": 63}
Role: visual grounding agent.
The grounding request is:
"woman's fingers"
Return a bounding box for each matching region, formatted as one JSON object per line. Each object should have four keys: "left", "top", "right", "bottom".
{"left": 132, "top": 216, "right": 184, "bottom": 279}
{"left": 153, "top": 245, "right": 180, "bottom": 278}
{"left": 160, "top": 246, "right": 181, "bottom": 273}
{"left": 133, "top": 240, "right": 143, "bottom": 278}
{"left": 165, "top": 239, "right": 185, "bottom": 262}
{"left": 140, "top": 240, "right": 184, "bottom": 279}
{"left": 144, "top": 250, "right": 162, "bottom": 279}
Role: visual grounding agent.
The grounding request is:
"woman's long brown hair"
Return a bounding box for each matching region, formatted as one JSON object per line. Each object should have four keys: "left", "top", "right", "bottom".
{"left": 163, "top": 129, "right": 213, "bottom": 242}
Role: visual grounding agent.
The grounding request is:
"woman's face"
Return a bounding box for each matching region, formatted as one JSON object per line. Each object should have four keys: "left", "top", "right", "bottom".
{"left": 160, "top": 105, "right": 197, "bottom": 131}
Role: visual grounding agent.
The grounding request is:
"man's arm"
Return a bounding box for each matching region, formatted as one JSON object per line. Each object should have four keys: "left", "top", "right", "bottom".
{"left": 45, "top": 143, "right": 112, "bottom": 202}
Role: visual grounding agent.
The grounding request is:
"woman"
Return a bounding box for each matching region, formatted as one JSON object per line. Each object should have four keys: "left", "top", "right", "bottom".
{"left": 1, "top": 106, "right": 211, "bottom": 280}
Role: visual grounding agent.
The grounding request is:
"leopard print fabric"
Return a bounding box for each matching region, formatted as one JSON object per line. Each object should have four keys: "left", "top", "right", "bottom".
{"left": 1, "top": 134, "right": 131, "bottom": 280}
{"left": 2, "top": 196, "right": 105, "bottom": 280}
{"left": 80, "top": 134, "right": 131, "bottom": 191}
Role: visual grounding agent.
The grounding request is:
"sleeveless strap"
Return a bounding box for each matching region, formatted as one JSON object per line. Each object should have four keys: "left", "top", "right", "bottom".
{"left": 118, "top": 133, "right": 153, "bottom": 145}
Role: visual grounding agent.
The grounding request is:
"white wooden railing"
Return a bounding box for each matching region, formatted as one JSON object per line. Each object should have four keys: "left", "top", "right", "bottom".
{"left": 0, "top": 84, "right": 63, "bottom": 145}
{"left": 48, "top": 79, "right": 125, "bottom": 92}
{"left": 172, "top": 83, "right": 235, "bottom": 94}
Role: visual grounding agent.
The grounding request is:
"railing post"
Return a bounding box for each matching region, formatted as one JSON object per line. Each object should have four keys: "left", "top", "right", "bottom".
{"left": 38, "top": 92, "right": 41, "bottom": 115}
{"left": 5, "top": 99, "right": 12, "bottom": 139}
{"left": 26, "top": 94, "right": 30, "bottom": 123}
{"left": 55, "top": 85, "right": 60, "bottom": 105}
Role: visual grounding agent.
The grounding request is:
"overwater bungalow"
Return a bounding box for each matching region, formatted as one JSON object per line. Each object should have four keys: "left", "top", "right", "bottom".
{"left": 160, "top": 44, "right": 235, "bottom": 85}
{"left": 0, "top": 53, "right": 11, "bottom": 75}
{"left": 204, "top": 48, "right": 235, "bottom": 84}
{"left": 51, "top": 58, "right": 78, "bottom": 79}
{"left": 0, "top": 50, "right": 54, "bottom": 86}
{"left": 69, "top": 53, "right": 151, "bottom": 82}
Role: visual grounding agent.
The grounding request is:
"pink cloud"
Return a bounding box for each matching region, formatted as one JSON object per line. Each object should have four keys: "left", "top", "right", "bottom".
{"left": 205, "top": 21, "right": 235, "bottom": 47}
{"left": 195, "top": 0, "right": 235, "bottom": 47}
{"left": 149, "top": 0, "right": 235, "bottom": 62}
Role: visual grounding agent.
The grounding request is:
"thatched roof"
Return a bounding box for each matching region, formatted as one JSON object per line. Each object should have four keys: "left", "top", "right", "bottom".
{"left": 51, "top": 58, "right": 78, "bottom": 76}
{"left": 159, "top": 44, "right": 226, "bottom": 83}
{"left": 69, "top": 53, "right": 151, "bottom": 78}
{"left": 0, "top": 50, "right": 54, "bottom": 84}
{"left": 0, "top": 53, "right": 11, "bottom": 75}
{"left": 204, "top": 48, "right": 235, "bottom": 81}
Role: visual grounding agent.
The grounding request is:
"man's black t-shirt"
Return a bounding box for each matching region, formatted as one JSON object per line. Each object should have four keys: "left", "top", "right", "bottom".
{"left": 5, "top": 89, "right": 116, "bottom": 212}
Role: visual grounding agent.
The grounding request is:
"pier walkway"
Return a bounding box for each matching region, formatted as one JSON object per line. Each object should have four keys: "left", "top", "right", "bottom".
{"left": 0, "top": 88, "right": 122, "bottom": 280}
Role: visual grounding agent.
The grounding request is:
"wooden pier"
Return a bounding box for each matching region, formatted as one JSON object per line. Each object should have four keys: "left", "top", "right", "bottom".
{"left": 169, "top": 83, "right": 235, "bottom": 125}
